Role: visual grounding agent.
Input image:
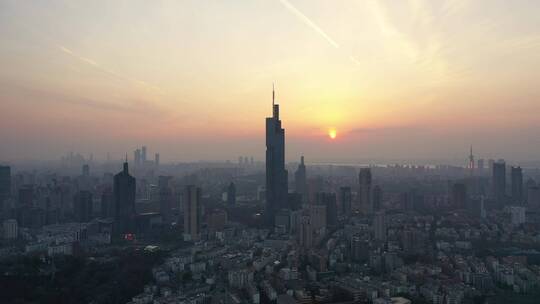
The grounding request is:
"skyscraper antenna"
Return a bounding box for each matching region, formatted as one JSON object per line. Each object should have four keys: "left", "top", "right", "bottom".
{"left": 272, "top": 82, "right": 275, "bottom": 109}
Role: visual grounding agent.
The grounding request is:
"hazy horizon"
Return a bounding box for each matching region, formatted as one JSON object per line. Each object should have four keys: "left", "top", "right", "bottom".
{"left": 2, "top": 0, "right": 540, "bottom": 163}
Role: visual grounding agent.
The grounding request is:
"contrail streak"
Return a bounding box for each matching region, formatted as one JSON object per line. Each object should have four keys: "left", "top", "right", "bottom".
{"left": 278, "top": 0, "right": 340, "bottom": 49}
{"left": 58, "top": 45, "right": 164, "bottom": 94}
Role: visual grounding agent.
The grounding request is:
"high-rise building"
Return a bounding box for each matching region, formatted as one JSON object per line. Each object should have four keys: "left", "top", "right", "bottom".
{"left": 339, "top": 186, "right": 352, "bottom": 215}
{"left": 316, "top": 192, "right": 337, "bottom": 228}
{"left": 509, "top": 206, "right": 526, "bottom": 226}
{"left": 227, "top": 182, "right": 236, "bottom": 205}
{"left": 265, "top": 87, "right": 288, "bottom": 226}
{"left": 511, "top": 166, "right": 523, "bottom": 205}
{"left": 183, "top": 185, "right": 201, "bottom": 241}
{"left": 451, "top": 183, "right": 467, "bottom": 209}
{"left": 527, "top": 186, "right": 540, "bottom": 209}
{"left": 298, "top": 215, "right": 313, "bottom": 250}
{"left": 100, "top": 188, "right": 114, "bottom": 218}
{"left": 373, "top": 185, "right": 382, "bottom": 211}
{"left": 74, "top": 190, "right": 93, "bottom": 222}
{"left": 134, "top": 149, "right": 141, "bottom": 166}
{"left": 358, "top": 168, "right": 372, "bottom": 214}
{"left": 492, "top": 161, "right": 506, "bottom": 205}
{"left": 2, "top": 219, "right": 18, "bottom": 239}
{"left": 294, "top": 156, "right": 307, "bottom": 201}
{"left": 373, "top": 211, "right": 387, "bottom": 242}
{"left": 113, "top": 160, "right": 136, "bottom": 238}
{"left": 141, "top": 146, "right": 147, "bottom": 163}
{"left": 155, "top": 153, "right": 160, "bottom": 167}
{"left": 0, "top": 166, "right": 10, "bottom": 212}
{"left": 158, "top": 176, "right": 173, "bottom": 224}
{"left": 477, "top": 159, "right": 485, "bottom": 171}
{"left": 82, "top": 164, "right": 90, "bottom": 177}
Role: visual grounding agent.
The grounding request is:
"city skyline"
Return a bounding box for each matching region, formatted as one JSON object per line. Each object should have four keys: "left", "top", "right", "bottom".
{"left": 2, "top": 1, "right": 540, "bottom": 162}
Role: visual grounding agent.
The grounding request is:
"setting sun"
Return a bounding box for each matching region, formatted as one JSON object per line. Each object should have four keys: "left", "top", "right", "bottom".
{"left": 328, "top": 128, "right": 337, "bottom": 139}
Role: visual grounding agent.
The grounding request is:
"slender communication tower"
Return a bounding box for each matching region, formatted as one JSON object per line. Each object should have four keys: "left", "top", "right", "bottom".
{"left": 468, "top": 145, "right": 475, "bottom": 175}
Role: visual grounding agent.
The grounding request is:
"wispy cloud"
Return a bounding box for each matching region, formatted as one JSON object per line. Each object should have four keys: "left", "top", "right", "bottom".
{"left": 57, "top": 45, "right": 164, "bottom": 94}
{"left": 278, "top": 0, "right": 339, "bottom": 48}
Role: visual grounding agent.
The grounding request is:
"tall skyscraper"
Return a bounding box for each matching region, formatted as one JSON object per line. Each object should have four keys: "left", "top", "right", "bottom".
{"left": 373, "top": 211, "right": 387, "bottom": 242}
{"left": 373, "top": 185, "right": 382, "bottom": 211}
{"left": 158, "top": 176, "right": 173, "bottom": 224}
{"left": 477, "top": 159, "right": 485, "bottom": 171}
{"left": 316, "top": 192, "right": 337, "bottom": 228}
{"left": 0, "top": 166, "right": 11, "bottom": 212}
{"left": 183, "top": 185, "right": 201, "bottom": 241}
{"left": 113, "top": 160, "right": 136, "bottom": 238}
{"left": 294, "top": 156, "right": 307, "bottom": 201}
{"left": 134, "top": 149, "right": 141, "bottom": 166}
{"left": 227, "top": 182, "right": 236, "bottom": 205}
{"left": 265, "top": 86, "right": 288, "bottom": 226}
{"left": 74, "top": 190, "right": 93, "bottom": 222}
{"left": 358, "top": 168, "right": 373, "bottom": 214}
{"left": 492, "top": 161, "right": 506, "bottom": 205}
{"left": 451, "top": 183, "right": 467, "bottom": 209}
{"left": 468, "top": 145, "right": 475, "bottom": 174}
{"left": 511, "top": 166, "right": 523, "bottom": 205}
{"left": 141, "top": 146, "right": 147, "bottom": 163}
{"left": 155, "top": 153, "right": 160, "bottom": 167}
{"left": 339, "top": 186, "right": 352, "bottom": 215}
{"left": 82, "top": 164, "right": 90, "bottom": 177}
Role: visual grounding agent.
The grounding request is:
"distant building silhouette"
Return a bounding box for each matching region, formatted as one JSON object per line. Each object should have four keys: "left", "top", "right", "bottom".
{"left": 511, "top": 166, "right": 523, "bottom": 205}
{"left": 492, "top": 161, "right": 506, "bottom": 205}
{"left": 0, "top": 166, "right": 10, "bottom": 213}
{"left": 74, "top": 190, "right": 93, "bottom": 222}
{"left": 339, "top": 186, "right": 352, "bottom": 215}
{"left": 113, "top": 160, "right": 136, "bottom": 238}
{"left": 265, "top": 86, "right": 288, "bottom": 226}
{"left": 358, "top": 168, "right": 373, "bottom": 214}
{"left": 451, "top": 183, "right": 467, "bottom": 209}
{"left": 183, "top": 185, "right": 201, "bottom": 241}
{"left": 158, "top": 176, "right": 173, "bottom": 224}
{"left": 373, "top": 185, "right": 382, "bottom": 211}
{"left": 294, "top": 156, "right": 307, "bottom": 201}
{"left": 227, "top": 182, "right": 236, "bottom": 206}
{"left": 373, "top": 211, "right": 387, "bottom": 241}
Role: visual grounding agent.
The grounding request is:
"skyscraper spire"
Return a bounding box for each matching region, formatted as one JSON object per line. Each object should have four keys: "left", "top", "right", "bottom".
{"left": 468, "top": 145, "right": 475, "bottom": 175}
{"left": 272, "top": 82, "right": 275, "bottom": 109}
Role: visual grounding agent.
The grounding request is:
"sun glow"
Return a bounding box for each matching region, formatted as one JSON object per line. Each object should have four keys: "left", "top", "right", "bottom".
{"left": 328, "top": 128, "right": 337, "bottom": 139}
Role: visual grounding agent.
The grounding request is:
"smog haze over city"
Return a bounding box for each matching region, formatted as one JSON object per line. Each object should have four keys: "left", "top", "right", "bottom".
{"left": 1, "top": 1, "right": 540, "bottom": 304}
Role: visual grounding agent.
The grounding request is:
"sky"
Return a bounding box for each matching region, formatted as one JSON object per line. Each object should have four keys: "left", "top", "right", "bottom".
{"left": 1, "top": 0, "right": 540, "bottom": 163}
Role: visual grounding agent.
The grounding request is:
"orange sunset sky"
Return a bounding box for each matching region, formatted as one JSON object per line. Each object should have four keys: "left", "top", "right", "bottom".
{"left": 1, "top": 0, "right": 540, "bottom": 162}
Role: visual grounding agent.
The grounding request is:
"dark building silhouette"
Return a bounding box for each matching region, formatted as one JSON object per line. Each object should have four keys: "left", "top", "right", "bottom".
{"left": 265, "top": 87, "right": 288, "bottom": 226}
{"left": 294, "top": 156, "right": 307, "bottom": 201}
{"left": 183, "top": 185, "right": 201, "bottom": 241}
{"left": 451, "top": 183, "right": 467, "bottom": 209}
{"left": 0, "top": 166, "right": 10, "bottom": 212}
{"left": 227, "top": 182, "right": 236, "bottom": 206}
{"left": 74, "top": 190, "right": 93, "bottom": 222}
{"left": 373, "top": 185, "right": 382, "bottom": 211}
{"left": 18, "top": 185, "right": 34, "bottom": 208}
{"left": 492, "top": 161, "right": 506, "bottom": 205}
{"left": 358, "top": 168, "right": 372, "bottom": 214}
{"left": 113, "top": 160, "right": 136, "bottom": 238}
{"left": 100, "top": 188, "right": 114, "bottom": 218}
{"left": 82, "top": 164, "right": 90, "bottom": 177}
{"left": 339, "top": 186, "right": 352, "bottom": 215}
{"left": 511, "top": 166, "right": 523, "bottom": 205}
{"left": 316, "top": 192, "right": 337, "bottom": 228}
{"left": 158, "top": 176, "right": 174, "bottom": 224}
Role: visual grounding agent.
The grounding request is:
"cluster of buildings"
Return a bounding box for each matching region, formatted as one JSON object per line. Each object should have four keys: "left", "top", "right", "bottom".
{"left": 2, "top": 91, "right": 540, "bottom": 304}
